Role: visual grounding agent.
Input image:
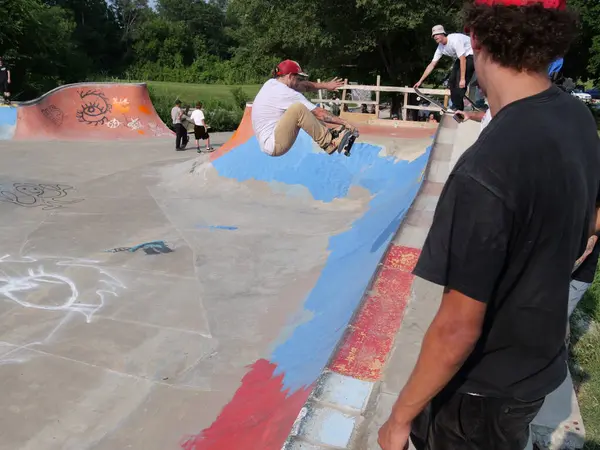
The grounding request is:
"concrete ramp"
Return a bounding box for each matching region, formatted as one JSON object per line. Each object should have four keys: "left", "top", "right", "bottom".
{"left": 0, "top": 102, "right": 435, "bottom": 450}
{"left": 0, "top": 82, "right": 172, "bottom": 140}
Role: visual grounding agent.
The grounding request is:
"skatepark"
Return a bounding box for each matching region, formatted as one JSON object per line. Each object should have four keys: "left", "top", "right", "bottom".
{"left": 0, "top": 82, "right": 584, "bottom": 449}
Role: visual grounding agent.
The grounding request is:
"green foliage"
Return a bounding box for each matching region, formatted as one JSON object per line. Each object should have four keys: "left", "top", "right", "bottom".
{"left": 146, "top": 82, "right": 257, "bottom": 131}
{"left": 3, "top": 0, "right": 599, "bottom": 102}
{"left": 230, "top": 87, "right": 250, "bottom": 110}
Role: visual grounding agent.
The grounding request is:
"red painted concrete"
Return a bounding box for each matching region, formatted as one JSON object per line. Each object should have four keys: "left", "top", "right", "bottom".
{"left": 330, "top": 245, "right": 420, "bottom": 381}
{"left": 14, "top": 83, "right": 172, "bottom": 140}
{"left": 180, "top": 359, "right": 312, "bottom": 450}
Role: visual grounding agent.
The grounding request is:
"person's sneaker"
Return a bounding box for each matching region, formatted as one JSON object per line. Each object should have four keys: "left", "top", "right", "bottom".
{"left": 325, "top": 127, "right": 353, "bottom": 154}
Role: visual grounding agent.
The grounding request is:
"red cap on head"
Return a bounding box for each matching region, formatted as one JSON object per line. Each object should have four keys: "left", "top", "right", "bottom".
{"left": 474, "top": 0, "right": 566, "bottom": 9}
{"left": 275, "top": 60, "right": 308, "bottom": 77}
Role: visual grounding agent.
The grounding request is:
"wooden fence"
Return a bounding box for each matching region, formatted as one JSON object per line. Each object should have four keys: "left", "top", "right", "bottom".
{"left": 312, "top": 76, "right": 451, "bottom": 122}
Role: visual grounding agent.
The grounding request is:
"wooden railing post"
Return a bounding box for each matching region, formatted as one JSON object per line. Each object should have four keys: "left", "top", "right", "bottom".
{"left": 375, "top": 75, "right": 381, "bottom": 117}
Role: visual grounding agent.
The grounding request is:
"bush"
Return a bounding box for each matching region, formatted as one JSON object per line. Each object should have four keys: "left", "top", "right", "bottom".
{"left": 230, "top": 86, "right": 250, "bottom": 110}
{"left": 146, "top": 84, "right": 244, "bottom": 132}
{"left": 205, "top": 108, "right": 244, "bottom": 132}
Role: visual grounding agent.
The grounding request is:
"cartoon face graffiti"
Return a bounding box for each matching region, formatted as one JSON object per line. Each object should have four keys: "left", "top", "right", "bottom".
{"left": 76, "top": 90, "right": 112, "bottom": 126}
{"left": 0, "top": 183, "right": 84, "bottom": 210}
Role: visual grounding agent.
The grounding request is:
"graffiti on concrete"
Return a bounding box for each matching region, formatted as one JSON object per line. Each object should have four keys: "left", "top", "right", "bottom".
{"left": 0, "top": 255, "right": 124, "bottom": 365}
{"left": 41, "top": 105, "right": 64, "bottom": 127}
{"left": 127, "top": 118, "right": 143, "bottom": 131}
{"left": 148, "top": 121, "right": 171, "bottom": 137}
{"left": 106, "top": 118, "right": 122, "bottom": 129}
{"left": 76, "top": 89, "right": 112, "bottom": 126}
{"left": 105, "top": 240, "right": 173, "bottom": 255}
{"left": 0, "top": 183, "right": 83, "bottom": 210}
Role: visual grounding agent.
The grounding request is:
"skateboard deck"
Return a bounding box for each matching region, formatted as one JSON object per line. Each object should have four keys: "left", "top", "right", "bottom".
{"left": 414, "top": 87, "right": 463, "bottom": 123}
{"left": 337, "top": 130, "right": 359, "bottom": 157}
{"left": 414, "top": 87, "right": 481, "bottom": 122}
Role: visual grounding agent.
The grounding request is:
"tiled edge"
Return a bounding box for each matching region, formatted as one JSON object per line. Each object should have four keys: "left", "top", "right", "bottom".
{"left": 282, "top": 117, "right": 455, "bottom": 450}
{"left": 282, "top": 245, "right": 421, "bottom": 450}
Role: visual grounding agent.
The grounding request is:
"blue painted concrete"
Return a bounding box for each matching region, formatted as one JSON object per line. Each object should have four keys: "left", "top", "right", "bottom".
{"left": 213, "top": 131, "right": 430, "bottom": 393}
{"left": 0, "top": 106, "right": 17, "bottom": 140}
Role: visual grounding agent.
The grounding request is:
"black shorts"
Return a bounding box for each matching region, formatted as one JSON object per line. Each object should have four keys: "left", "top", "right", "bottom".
{"left": 194, "top": 125, "right": 209, "bottom": 140}
{"left": 0, "top": 81, "right": 9, "bottom": 94}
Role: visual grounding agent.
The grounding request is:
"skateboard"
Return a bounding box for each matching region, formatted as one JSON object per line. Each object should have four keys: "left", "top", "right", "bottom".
{"left": 414, "top": 87, "right": 481, "bottom": 123}
{"left": 337, "top": 129, "right": 360, "bottom": 157}
{"left": 414, "top": 87, "right": 464, "bottom": 123}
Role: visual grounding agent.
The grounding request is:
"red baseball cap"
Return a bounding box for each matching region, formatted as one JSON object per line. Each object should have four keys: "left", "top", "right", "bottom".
{"left": 275, "top": 60, "right": 308, "bottom": 77}
{"left": 474, "top": 0, "right": 566, "bottom": 9}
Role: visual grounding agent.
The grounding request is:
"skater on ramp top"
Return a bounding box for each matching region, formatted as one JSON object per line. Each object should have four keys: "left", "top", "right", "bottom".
{"left": 413, "top": 25, "right": 475, "bottom": 112}
{"left": 251, "top": 60, "right": 358, "bottom": 157}
{"left": 0, "top": 57, "right": 11, "bottom": 105}
{"left": 379, "top": 0, "right": 599, "bottom": 449}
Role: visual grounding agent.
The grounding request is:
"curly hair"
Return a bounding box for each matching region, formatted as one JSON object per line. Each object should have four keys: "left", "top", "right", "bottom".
{"left": 463, "top": 3, "right": 579, "bottom": 72}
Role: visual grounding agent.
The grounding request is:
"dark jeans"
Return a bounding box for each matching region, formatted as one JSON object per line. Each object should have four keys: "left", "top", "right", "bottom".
{"left": 448, "top": 55, "right": 475, "bottom": 111}
{"left": 410, "top": 390, "right": 544, "bottom": 450}
{"left": 174, "top": 123, "right": 188, "bottom": 149}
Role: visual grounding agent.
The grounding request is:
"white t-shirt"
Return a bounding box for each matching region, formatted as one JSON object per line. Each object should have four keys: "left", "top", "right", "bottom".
{"left": 190, "top": 109, "right": 205, "bottom": 126}
{"left": 251, "top": 78, "right": 317, "bottom": 155}
{"left": 480, "top": 108, "right": 492, "bottom": 131}
{"left": 433, "top": 33, "right": 473, "bottom": 62}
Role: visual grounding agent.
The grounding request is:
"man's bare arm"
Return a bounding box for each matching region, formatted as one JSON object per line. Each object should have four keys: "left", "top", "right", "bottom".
{"left": 386, "top": 289, "right": 486, "bottom": 426}
{"left": 312, "top": 107, "right": 353, "bottom": 128}
{"left": 459, "top": 55, "right": 467, "bottom": 87}
{"left": 7, "top": 70, "right": 10, "bottom": 84}
{"left": 414, "top": 61, "right": 438, "bottom": 88}
{"left": 297, "top": 77, "right": 345, "bottom": 93}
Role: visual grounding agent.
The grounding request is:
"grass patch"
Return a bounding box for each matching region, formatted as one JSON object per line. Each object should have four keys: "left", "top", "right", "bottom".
{"left": 570, "top": 268, "right": 600, "bottom": 448}
{"left": 138, "top": 82, "right": 261, "bottom": 132}
{"left": 144, "top": 81, "right": 261, "bottom": 105}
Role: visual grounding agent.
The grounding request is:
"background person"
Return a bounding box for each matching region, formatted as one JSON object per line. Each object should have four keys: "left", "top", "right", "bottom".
{"left": 190, "top": 102, "right": 213, "bottom": 153}
{"left": 414, "top": 25, "right": 475, "bottom": 112}
{"left": 171, "top": 99, "right": 189, "bottom": 151}
{"left": 0, "top": 57, "right": 11, "bottom": 104}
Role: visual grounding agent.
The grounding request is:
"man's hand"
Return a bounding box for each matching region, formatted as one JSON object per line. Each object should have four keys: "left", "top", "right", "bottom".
{"left": 413, "top": 81, "right": 422, "bottom": 89}
{"left": 378, "top": 419, "right": 410, "bottom": 450}
{"left": 343, "top": 120, "right": 357, "bottom": 133}
{"left": 459, "top": 79, "right": 466, "bottom": 89}
{"left": 322, "top": 77, "right": 345, "bottom": 91}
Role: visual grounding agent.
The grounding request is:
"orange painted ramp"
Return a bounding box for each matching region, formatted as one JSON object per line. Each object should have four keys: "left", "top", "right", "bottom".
{"left": 14, "top": 83, "right": 173, "bottom": 140}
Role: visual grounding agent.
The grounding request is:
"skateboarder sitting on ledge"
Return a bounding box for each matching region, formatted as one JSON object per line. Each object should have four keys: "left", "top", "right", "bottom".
{"left": 0, "top": 57, "right": 11, "bottom": 105}
{"left": 251, "top": 60, "right": 358, "bottom": 157}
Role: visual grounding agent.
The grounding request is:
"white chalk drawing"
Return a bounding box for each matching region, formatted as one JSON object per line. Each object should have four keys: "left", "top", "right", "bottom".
{"left": 127, "top": 118, "right": 143, "bottom": 131}
{"left": 106, "top": 118, "right": 122, "bottom": 129}
{"left": 0, "top": 255, "right": 125, "bottom": 365}
{"left": 148, "top": 121, "right": 171, "bottom": 137}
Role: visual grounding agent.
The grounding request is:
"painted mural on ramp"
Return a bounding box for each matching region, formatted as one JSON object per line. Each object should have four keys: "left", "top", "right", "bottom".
{"left": 0, "top": 82, "right": 172, "bottom": 140}
{"left": 179, "top": 106, "right": 434, "bottom": 450}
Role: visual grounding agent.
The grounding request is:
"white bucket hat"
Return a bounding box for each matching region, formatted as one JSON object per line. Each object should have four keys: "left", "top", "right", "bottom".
{"left": 432, "top": 25, "right": 446, "bottom": 36}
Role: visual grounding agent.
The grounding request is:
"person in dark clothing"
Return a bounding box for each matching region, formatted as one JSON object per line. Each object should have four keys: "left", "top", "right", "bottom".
{"left": 0, "top": 57, "right": 11, "bottom": 104}
{"left": 171, "top": 99, "right": 189, "bottom": 151}
{"left": 378, "top": 1, "right": 599, "bottom": 449}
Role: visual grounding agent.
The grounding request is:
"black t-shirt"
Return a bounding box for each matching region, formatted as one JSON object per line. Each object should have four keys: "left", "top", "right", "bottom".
{"left": 414, "top": 85, "right": 600, "bottom": 402}
{"left": 573, "top": 232, "right": 600, "bottom": 283}
{"left": 0, "top": 66, "right": 8, "bottom": 83}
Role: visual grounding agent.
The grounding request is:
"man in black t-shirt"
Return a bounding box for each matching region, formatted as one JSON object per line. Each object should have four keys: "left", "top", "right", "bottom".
{"left": 0, "top": 57, "right": 11, "bottom": 104}
{"left": 378, "top": 1, "right": 600, "bottom": 450}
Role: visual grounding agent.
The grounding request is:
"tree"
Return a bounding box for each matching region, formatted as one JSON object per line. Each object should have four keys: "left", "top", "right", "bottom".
{"left": 0, "top": 0, "right": 79, "bottom": 98}
{"left": 226, "top": 0, "right": 462, "bottom": 86}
